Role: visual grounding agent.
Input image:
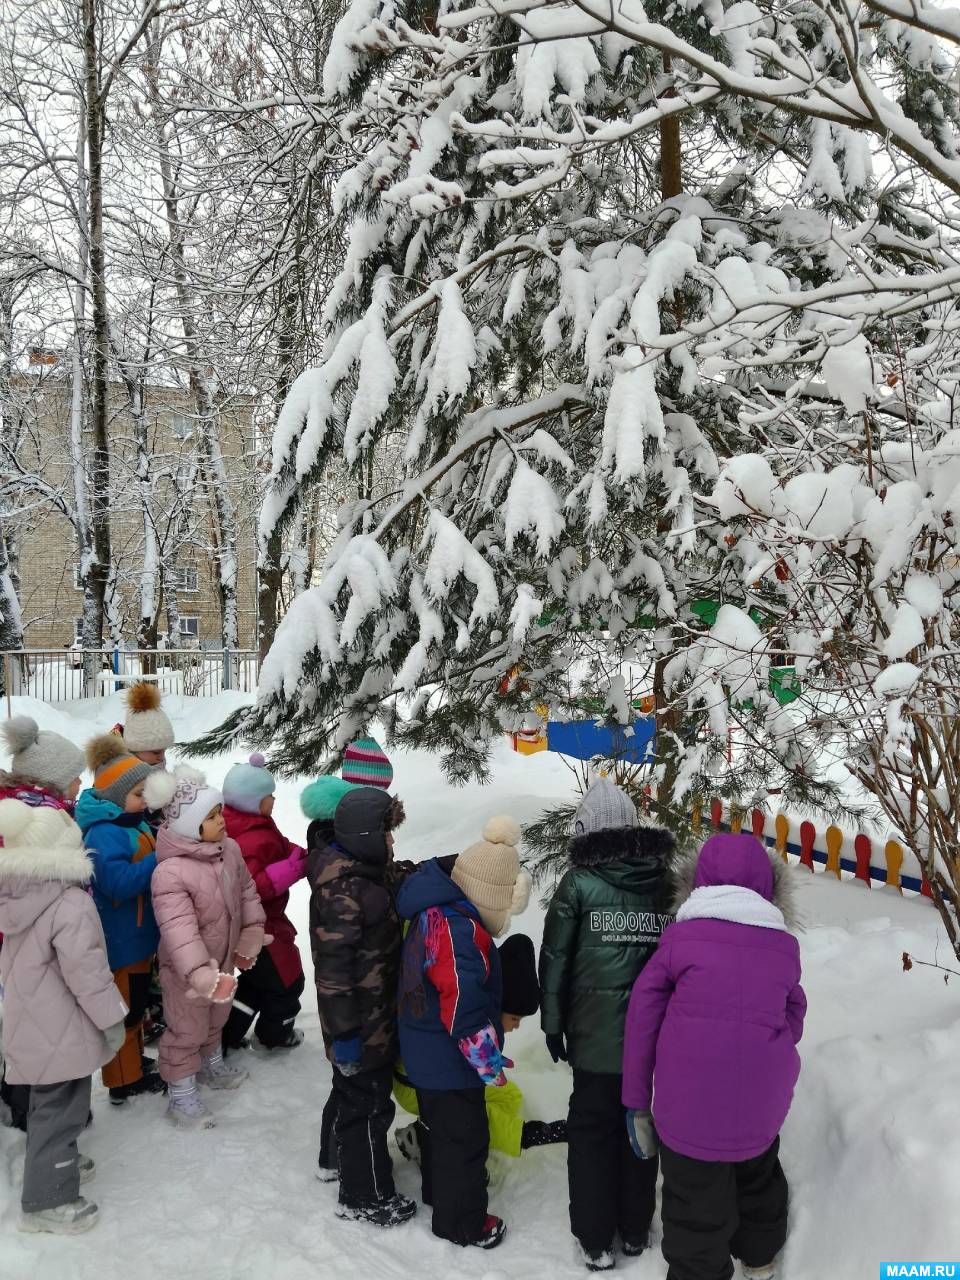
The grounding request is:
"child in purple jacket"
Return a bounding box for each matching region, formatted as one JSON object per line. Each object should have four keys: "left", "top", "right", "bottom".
{"left": 622, "top": 832, "right": 806, "bottom": 1280}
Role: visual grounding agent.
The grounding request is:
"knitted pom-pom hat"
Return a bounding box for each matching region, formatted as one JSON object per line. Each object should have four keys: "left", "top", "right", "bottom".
{"left": 86, "top": 735, "right": 153, "bottom": 809}
{"left": 123, "top": 682, "right": 175, "bottom": 754}
{"left": 341, "top": 737, "right": 393, "bottom": 789}
{"left": 222, "top": 753, "right": 276, "bottom": 815}
{"left": 300, "top": 775, "right": 357, "bottom": 823}
{"left": 451, "top": 816, "right": 531, "bottom": 939}
{"left": 1, "top": 715, "right": 85, "bottom": 794}
{"left": 573, "top": 776, "right": 639, "bottom": 835}
{"left": 144, "top": 765, "right": 222, "bottom": 840}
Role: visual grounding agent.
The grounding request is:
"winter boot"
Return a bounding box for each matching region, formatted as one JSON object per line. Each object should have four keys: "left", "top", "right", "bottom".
{"left": 198, "top": 1049, "right": 248, "bottom": 1090}
{"left": 142, "top": 1015, "right": 166, "bottom": 1046}
{"left": 78, "top": 1155, "right": 95, "bottom": 1185}
{"left": 166, "top": 1075, "right": 216, "bottom": 1129}
{"left": 462, "top": 1215, "right": 507, "bottom": 1250}
{"left": 742, "top": 1262, "right": 778, "bottom": 1280}
{"left": 395, "top": 1121, "right": 421, "bottom": 1165}
{"left": 19, "top": 1198, "right": 99, "bottom": 1235}
{"left": 253, "top": 1028, "right": 304, "bottom": 1053}
{"left": 578, "top": 1242, "right": 615, "bottom": 1272}
{"left": 141, "top": 1054, "right": 159, "bottom": 1076}
{"left": 621, "top": 1230, "right": 648, "bottom": 1257}
{"left": 109, "top": 1073, "right": 167, "bottom": 1105}
{"left": 335, "top": 1193, "right": 417, "bottom": 1227}
{"left": 520, "top": 1118, "right": 568, "bottom": 1148}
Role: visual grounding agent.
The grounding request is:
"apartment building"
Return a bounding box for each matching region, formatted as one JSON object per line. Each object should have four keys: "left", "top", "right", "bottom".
{"left": 6, "top": 359, "right": 259, "bottom": 651}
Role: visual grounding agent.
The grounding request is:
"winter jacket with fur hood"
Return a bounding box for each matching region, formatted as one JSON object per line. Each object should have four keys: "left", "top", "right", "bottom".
{"left": 622, "top": 832, "right": 806, "bottom": 1162}
{"left": 151, "top": 826, "right": 265, "bottom": 989}
{"left": 0, "top": 799, "right": 127, "bottom": 1085}
{"left": 539, "top": 822, "right": 675, "bottom": 1074}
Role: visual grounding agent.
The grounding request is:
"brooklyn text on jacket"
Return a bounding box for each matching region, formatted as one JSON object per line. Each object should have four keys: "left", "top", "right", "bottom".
{"left": 589, "top": 911, "right": 671, "bottom": 937}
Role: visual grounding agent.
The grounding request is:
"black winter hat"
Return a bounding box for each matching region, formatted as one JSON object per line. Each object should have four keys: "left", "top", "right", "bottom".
{"left": 499, "top": 933, "right": 540, "bottom": 1017}
{"left": 334, "top": 786, "right": 394, "bottom": 865}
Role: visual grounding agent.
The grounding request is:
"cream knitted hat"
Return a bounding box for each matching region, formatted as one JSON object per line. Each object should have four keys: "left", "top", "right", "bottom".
{"left": 123, "top": 683, "right": 175, "bottom": 754}
{"left": 451, "top": 816, "right": 531, "bottom": 938}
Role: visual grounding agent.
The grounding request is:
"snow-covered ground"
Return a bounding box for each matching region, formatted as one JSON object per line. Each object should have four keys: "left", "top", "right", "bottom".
{"left": 1, "top": 693, "right": 957, "bottom": 1279}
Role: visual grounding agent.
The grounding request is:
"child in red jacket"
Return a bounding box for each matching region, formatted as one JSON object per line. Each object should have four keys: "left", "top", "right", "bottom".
{"left": 220, "top": 755, "right": 307, "bottom": 1053}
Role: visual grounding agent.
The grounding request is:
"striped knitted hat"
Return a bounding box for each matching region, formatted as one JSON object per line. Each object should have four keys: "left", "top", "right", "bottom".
{"left": 341, "top": 737, "right": 393, "bottom": 789}
{"left": 86, "top": 735, "right": 153, "bottom": 809}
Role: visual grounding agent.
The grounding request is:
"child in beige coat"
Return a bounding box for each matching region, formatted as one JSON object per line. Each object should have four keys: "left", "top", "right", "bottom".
{"left": 0, "top": 798, "right": 127, "bottom": 1234}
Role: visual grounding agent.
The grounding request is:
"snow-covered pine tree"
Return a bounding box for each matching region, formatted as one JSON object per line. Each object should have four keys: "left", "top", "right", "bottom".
{"left": 198, "top": 0, "right": 960, "bottom": 880}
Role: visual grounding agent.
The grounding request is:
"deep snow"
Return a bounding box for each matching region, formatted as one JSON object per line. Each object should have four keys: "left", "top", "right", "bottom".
{"left": 0, "top": 693, "right": 957, "bottom": 1279}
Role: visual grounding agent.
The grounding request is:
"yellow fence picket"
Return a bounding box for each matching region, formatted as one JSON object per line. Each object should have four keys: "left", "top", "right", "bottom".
{"left": 884, "top": 840, "right": 904, "bottom": 892}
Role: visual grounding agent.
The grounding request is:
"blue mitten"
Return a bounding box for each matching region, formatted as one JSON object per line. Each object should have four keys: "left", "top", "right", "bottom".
{"left": 626, "top": 1109, "right": 658, "bottom": 1160}
{"left": 333, "top": 1036, "right": 362, "bottom": 1077}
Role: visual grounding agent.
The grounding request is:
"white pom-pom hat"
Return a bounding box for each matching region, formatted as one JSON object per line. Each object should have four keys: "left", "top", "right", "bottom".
{"left": 451, "top": 815, "right": 531, "bottom": 938}
{"left": 144, "top": 765, "right": 222, "bottom": 840}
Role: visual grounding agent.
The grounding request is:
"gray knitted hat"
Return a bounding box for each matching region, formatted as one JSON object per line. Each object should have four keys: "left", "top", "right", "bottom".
{"left": 573, "top": 777, "right": 640, "bottom": 836}
{"left": 1, "top": 716, "right": 85, "bottom": 793}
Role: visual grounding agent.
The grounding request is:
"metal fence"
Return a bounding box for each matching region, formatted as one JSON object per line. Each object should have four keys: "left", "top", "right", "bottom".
{"left": 1, "top": 648, "right": 261, "bottom": 707}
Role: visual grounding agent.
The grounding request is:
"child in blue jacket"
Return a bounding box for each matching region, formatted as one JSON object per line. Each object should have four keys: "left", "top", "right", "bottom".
{"left": 397, "top": 817, "right": 530, "bottom": 1251}
{"left": 75, "top": 736, "right": 166, "bottom": 1105}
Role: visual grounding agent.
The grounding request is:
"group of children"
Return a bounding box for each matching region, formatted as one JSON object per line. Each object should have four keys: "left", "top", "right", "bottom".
{"left": 0, "top": 685, "right": 806, "bottom": 1280}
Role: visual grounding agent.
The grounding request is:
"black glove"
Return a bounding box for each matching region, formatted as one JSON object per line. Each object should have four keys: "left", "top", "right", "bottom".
{"left": 545, "top": 1032, "right": 568, "bottom": 1063}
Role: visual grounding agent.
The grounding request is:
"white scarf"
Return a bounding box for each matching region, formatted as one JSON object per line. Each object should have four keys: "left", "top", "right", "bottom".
{"left": 676, "top": 884, "right": 788, "bottom": 932}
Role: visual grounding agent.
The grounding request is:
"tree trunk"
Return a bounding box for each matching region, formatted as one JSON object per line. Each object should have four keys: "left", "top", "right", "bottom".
{"left": 144, "top": 28, "right": 237, "bottom": 650}
{"left": 121, "top": 368, "right": 161, "bottom": 654}
{"left": 81, "top": 0, "right": 112, "bottom": 662}
{"left": 0, "top": 282, "right": 24, "bottom": 660}
{"left": 257, "top": 285, "right": 300, "bottom": 660}
{"left": 660, "top": 56, "right": 682, "bottom": 200}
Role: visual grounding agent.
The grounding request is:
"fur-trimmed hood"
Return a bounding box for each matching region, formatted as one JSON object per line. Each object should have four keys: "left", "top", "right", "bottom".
{"left": 670, "top": 833, "right": 800, "bottom": 931}
{"left": 0, "top": 850, "right": 93, "bottom": 934}
{"left": 570, "top": 823, "right": 676, "bottom": 873}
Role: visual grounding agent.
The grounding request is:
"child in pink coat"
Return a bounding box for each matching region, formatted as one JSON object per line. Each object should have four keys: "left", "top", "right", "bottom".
{"left": 145, "top": 766, "right": 265, "bottom": 1128}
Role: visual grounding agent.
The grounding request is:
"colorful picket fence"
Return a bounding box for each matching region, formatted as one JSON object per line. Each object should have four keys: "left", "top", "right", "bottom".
{"left": 691, "top": 798, "right": 933, "bottom": 900}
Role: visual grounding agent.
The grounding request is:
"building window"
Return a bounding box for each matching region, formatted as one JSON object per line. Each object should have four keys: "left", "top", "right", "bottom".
{"left": 169, "top": 566, "right": 198, "bottom": 593}
{"left": 74, "top": 618, "right": 84, "bottom": 643}
{"left": 179, "top": 616, "right": 200, "bottom": 642}
{"left": 171, "top": 413, "right": 193, "bottom": 439}
{"left": 73, "top": 564, "right": 82, "bottom": 590}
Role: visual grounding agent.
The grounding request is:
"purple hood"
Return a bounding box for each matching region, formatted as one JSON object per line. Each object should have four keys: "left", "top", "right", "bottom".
{"left": 694, "top": 833, "right": 774, "bottom": 897}
{"left": 622, "top": 833, "right": 806, "bottom": 1162}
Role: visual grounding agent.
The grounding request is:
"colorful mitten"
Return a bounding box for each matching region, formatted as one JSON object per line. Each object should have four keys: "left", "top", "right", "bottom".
{"left": 458, "top": 1023, "right": 514, "bottom": 1086}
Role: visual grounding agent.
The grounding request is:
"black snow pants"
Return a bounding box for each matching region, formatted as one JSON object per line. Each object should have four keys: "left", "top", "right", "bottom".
{"left": 660, "top": 1137, "right": 789, "bottom": 1280}
{"left": 222, "top": 950, "right": 304, "bottom": 1050}
{"left": 332, "top": 1063, "right": 397, "bottom": 1208}
{"left": 567, "top": 1068, "right": 658, "bottom": 1255}
{"left": 417, "top": 1086, "right": 489, "bottom": 1245}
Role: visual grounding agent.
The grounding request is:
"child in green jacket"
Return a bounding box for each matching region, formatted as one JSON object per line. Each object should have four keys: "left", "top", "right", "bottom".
{"left": 539, "top": 777, "right": 674, "bottom": 1272}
